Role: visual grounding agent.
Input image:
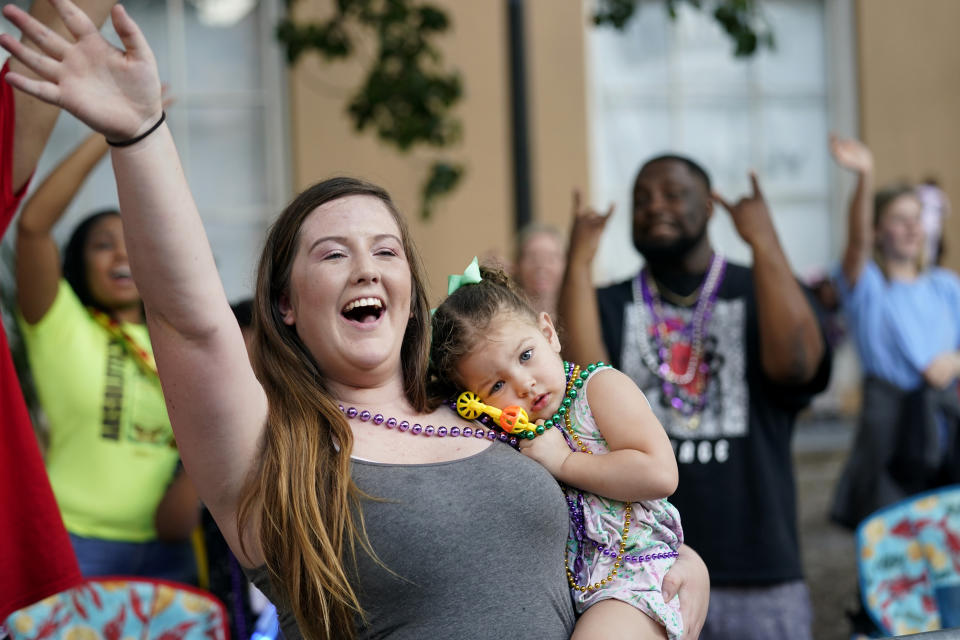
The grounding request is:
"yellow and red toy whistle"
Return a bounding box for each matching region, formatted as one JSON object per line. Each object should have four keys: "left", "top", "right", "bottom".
{"left": 455, "top": 391, "right": 545, "bottom": 440}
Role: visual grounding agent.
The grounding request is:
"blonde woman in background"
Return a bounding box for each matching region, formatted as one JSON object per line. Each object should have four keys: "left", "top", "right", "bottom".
{"left": 828, "top": 135, "right": 960, "bottom": 529}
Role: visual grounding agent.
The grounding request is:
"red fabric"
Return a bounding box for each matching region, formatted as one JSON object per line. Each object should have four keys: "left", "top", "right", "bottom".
{"left": 0, "top": 61, "right": 83, "bottom": 622}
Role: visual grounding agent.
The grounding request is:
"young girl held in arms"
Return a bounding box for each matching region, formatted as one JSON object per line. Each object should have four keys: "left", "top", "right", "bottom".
{"left": 430, "top": 260, "right": 684, "bottom": 639}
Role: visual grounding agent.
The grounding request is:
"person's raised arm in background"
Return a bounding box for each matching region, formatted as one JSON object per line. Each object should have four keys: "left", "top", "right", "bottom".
{"left": 713, "top": 174, "right": 826, "bottom": 384}
{"left": 557, "top": 189, "right": 613, "bottom": 365}
{"left": 15, "top": 131, "right": 107, "bottom": 322}
{"left": 829, "top": 135, "right": 875, "bottom": 287}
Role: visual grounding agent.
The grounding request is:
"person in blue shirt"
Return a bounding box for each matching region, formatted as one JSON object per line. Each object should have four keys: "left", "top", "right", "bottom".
{"left": 828, "top": 135, "right": 960, "bottom": 529}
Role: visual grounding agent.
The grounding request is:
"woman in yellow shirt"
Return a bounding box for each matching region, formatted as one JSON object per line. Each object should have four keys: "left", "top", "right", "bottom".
{"left": 15, "top": 131, "right": 196, "bottom": 581}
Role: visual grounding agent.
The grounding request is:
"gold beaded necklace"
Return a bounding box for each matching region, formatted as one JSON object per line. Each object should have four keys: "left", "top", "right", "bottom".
{"left": 646, "top": 271, "right": 702, "bottom": 307}
{"left": 561, "top": 362, "right": 634, "bottom": 592}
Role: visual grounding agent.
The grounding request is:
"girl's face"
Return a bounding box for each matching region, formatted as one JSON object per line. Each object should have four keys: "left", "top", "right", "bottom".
{"left": 455, "top": 311, "right": 567, "bottom": 422}
{"left": 279, "top": 195, "right": 413, "bottom": 389}
{"left": 83, "top": 215, "right": 141, "bottom": 311}
{"left": 877, "top": 194, "right": 924, "bottom": 262}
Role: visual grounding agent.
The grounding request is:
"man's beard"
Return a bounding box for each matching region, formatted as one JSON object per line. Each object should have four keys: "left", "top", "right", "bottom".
{"left": 633, "top": 222, "right": 708, "bottom": 266}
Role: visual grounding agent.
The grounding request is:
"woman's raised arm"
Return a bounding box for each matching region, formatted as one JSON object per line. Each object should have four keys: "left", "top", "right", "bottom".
{"left": 1, "top": 0, "right": 266, "bottom": 537}
{"left": 829, "top": 135, "right": 875, "bottom": 287}
{"left": 16, "top": 131, "right": 107, "bottom": 323}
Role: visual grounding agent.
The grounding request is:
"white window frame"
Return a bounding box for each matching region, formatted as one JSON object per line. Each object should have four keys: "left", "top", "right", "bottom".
{"left": 583, "top": 0, "right": 859, "bottom": 284}
{"left": 1, "top": 0, "right": 291, "bottom": 302}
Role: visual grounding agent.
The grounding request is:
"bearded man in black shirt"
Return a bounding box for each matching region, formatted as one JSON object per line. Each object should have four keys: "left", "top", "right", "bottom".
{"left": 559, "top": 155, "right": 832, "bottom": 640}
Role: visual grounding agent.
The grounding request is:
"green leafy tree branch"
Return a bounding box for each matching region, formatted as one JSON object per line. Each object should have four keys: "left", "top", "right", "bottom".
{"left": 593, "top": 0, "right": 774, "bottom": 57}
{"left": 276, "top": 0, "right": 463, "bottom": 219}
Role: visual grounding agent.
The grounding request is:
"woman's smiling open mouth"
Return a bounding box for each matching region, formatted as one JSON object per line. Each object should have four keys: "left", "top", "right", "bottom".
{"left": 341, "top": 297, "right": 385, "bottom": 324}
{"left": 110, "top": 265, "right": 133, "bottom": 283}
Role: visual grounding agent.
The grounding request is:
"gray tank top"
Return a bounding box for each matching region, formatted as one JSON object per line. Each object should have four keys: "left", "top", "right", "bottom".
{"left": 245, "top": 443, "right": 575, "bottom": 639}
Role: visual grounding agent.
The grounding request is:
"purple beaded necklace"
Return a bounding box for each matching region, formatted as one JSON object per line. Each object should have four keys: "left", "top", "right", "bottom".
{"left": 635, "top": 254, "right": 726, "bottom": 421}
{"left": 337, "top": 403, "right": 521, "bottom": 448}
{"left": 566, "top": 493, "right": 679, "bottom": 567}
{"left": 338, "top": 362, "right": 584, "bottom": 447}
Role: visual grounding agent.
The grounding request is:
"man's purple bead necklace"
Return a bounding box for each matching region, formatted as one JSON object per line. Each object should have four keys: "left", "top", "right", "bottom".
{"left": 634, "top": 254, "right": 727, "bottom": 424}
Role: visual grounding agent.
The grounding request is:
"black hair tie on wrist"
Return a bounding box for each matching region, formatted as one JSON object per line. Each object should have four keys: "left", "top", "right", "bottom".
{"left": 106, "top": 111, "right": 166, "bottom": 147}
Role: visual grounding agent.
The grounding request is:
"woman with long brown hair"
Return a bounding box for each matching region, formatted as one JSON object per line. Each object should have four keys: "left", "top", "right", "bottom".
{"left": 0, "top": 2, "right": 710, "bottom": 638}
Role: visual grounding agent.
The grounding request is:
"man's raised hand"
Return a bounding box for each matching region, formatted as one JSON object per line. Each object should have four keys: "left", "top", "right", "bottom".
{"left": 712, "top": 172, "right": 779, "bottom": 249}
{"left": 567, "top": 188, "right": 614, "bottom": 268}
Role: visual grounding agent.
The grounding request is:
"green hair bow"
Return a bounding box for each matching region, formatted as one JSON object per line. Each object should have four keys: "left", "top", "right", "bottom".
{"left": 447, "top": 256, "right": 483, "bottom": 295}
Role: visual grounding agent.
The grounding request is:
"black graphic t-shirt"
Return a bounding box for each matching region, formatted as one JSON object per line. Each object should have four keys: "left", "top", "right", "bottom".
{"left": 597, "top": 262, "right": 831, "bottom": 585}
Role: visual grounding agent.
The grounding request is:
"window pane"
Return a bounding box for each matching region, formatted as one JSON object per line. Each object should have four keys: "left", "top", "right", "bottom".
{"left": 205, "top": 219, "right": 267, "bottom": 302}
{"left": 755, "top": 1, "right": 826, "bottom": 94}
{"left": 756, "top": 200, "right": 833, "bottom": 274}
{"left": 760, "top": 101, "right": 829, "bottom": 197}
{"left": 184, "top": 1, "right": 261, "bottom": 93}
{"left": 590, "top": 2, "right": 671, "bottom": 93}
{"left": 673, "top": 4, "right": 751, "bottom": 95}
{"left": 677, "top": 99, "right": 753, "bottom": 188}
{"left": 182, "top": 105, "right": 268, "bottom": 212}
{"left": 592, "top": 102, "right": 673, "bottom": 284}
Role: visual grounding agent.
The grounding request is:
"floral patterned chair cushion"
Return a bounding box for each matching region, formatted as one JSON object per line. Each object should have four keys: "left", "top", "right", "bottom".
{"left": 3, "top": 577, "right": 228, "bottom": 640}
{"left": 857, "top": 484, "right": 960, "bottom": 637}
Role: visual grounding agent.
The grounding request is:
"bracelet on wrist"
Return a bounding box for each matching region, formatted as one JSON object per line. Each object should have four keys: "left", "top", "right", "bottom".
{"left": 106, "top": 111, "right": 166, "bottom": 148}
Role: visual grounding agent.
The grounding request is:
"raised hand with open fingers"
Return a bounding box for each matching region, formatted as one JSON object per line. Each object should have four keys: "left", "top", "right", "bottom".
{"left": 0, "top": 0, "right": 162, "bottom": 142}
{"left": 567, "top": 188, "right": 614, "bottom": 268}
{"left": 829, "top": 134, "right": 873, "bottom": 175}
{"left": 712, "top": 171, "right": 778, "bottom": 249}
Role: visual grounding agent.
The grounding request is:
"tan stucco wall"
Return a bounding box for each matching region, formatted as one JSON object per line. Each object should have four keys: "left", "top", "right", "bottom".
{"left": 288, "top": 1, "right": 589, "bottom": 302}
{"left": 857, "top": 0, "right": 960, "bottom": 271}
{"left": 526, "top": 1, "right": 590, "bottom": 237}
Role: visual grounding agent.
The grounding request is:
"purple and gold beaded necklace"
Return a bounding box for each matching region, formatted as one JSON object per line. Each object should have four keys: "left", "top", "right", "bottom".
{"left": 633, "top": 254, "right": 727, "bottom": 429}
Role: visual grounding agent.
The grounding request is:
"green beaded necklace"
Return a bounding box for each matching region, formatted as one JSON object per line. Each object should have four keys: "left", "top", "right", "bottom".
{"left": 514, "top": 361, "right": 605, "bottom": 441}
